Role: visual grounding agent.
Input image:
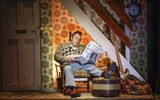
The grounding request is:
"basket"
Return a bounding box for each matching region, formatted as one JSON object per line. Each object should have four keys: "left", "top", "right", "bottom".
{"left": 92, "top": 77, "right": 121, "bottom": 97}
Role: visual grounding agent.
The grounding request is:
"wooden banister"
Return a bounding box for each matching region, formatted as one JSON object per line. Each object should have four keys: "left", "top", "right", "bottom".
{"left": 106, "top": 0, "right": 133, "bottom": 31}
{"left": 85, "top": 0, "right": 131, "bottom": 47}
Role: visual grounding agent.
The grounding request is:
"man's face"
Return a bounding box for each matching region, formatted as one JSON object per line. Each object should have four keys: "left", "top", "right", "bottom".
{"left": 71, "top": 34, "right": 82, "bottom": 46}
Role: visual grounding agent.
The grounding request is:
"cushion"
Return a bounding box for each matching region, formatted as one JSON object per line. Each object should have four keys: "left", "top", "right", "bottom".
{"left": 74, "top": 70, "right": 90, "bottom": 78}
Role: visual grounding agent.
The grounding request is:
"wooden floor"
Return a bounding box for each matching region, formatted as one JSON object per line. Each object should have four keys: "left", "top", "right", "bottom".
{"left": 0, "top": 91, "right": 156, "bottom": 100}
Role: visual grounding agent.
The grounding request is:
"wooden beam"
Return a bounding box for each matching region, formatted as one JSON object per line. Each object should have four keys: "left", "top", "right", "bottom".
{"left": 85, "top": 0, "right": 131, "bottom": 47}
{"left": 106, "top": 0, "right": 133, "bottom": 30}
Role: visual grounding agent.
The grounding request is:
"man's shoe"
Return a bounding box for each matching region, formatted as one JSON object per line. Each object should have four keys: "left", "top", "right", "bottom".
{"left": 64, "top": 87, "right": 72, "bottom": 95}
{"left": 64, "top": 86, "right": 81, "bottom": 98}
{"left": 70, "top": 89, "right": 81, "bottom": 98}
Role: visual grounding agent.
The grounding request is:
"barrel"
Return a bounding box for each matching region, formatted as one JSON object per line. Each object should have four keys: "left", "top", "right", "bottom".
{"left": 92, "top": 77, "right": 121, "bottom": 97}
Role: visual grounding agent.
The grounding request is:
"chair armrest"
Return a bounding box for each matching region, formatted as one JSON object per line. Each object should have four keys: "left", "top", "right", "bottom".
{"left": 55, "top": 64, "right": 65, "bottom": 77}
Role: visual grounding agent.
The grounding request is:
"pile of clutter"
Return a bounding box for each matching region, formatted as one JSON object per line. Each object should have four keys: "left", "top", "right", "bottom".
{"left": 95, "top": 52, "right": 152, "bottom": 95}
{"left": 121, "top": 75, "right": 152, "bottom": 95}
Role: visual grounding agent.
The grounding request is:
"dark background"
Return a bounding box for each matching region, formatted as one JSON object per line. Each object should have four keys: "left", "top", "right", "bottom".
{"left": 147, "top": 0, "right": 160, "bottom": 93}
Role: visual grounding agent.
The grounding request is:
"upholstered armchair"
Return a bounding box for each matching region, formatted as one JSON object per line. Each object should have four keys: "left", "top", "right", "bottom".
{"left": 55, "top": 64, "right": 91, "bottom": 94}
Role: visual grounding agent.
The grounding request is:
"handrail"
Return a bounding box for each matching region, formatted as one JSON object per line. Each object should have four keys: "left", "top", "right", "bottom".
{"left": 85, "top": 0, "right": 131, "bottom": 48}
{"left": 106, "top": 0, "right": 133, "bottom": 31}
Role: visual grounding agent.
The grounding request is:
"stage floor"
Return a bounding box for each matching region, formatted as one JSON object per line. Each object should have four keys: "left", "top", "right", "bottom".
{"left": 0, "top": 92, "right": 155, "bottom": 100}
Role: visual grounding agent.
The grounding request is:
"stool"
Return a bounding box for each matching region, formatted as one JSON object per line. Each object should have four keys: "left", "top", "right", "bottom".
{"left": 92, "top": 77, "right": 121, "bottom": 97}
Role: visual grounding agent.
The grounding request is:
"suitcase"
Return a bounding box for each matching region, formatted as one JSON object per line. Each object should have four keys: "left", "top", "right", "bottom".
{"left": 92, "top": 77, "right": 121, "bottom": 96}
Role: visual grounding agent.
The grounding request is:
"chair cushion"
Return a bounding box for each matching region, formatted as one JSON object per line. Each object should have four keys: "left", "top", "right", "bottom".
{"left": 74, "top": 70, "right": 90, "bottom": 78}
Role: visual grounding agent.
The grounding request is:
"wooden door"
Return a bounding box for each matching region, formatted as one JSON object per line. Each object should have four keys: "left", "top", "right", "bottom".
{"left": 0, "top": 0, "right": 41, "bottom": 91}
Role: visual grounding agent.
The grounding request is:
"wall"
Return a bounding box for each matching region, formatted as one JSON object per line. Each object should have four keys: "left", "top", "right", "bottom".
{"left": 40, "top": 0, "right": 53, "bottom": 91}
{"left": 124, "top": 0, "right": 147, "bottom": 79}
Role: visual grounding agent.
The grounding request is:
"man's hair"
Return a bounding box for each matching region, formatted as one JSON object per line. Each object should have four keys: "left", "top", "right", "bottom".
{"left": 72, "top": 31, "right": 82, "bottom": 37}
{"left": 69, "top": 31, "right": 82, "bottom": 41}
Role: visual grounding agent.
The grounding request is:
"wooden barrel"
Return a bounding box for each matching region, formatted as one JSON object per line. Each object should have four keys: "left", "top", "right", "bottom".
{"left": 92, "top": 77, "right": 121, "bottom": 97}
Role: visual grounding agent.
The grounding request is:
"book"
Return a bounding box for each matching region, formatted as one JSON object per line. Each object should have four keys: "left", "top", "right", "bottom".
{"left": 72, "top": 41, "right": 104, "bottom": 65}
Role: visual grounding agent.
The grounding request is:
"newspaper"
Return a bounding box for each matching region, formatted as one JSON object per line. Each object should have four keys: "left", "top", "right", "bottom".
{"left": 72, "top": 41, "right": 104, "bottom": 65}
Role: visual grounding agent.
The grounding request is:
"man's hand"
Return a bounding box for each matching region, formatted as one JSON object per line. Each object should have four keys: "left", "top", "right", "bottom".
{"left": 64, "top": 54, "right": 80, "bottom": 63}
{"left": 64, "top": 55, "right": 74, "bottom": 62}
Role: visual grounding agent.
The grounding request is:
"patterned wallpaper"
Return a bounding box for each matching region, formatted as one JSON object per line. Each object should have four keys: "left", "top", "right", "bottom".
{"left": 40, "top": 0, "right": 53, "bottom": 91}
{"left": 124, "top": 0, "right": 147, "bottom": 79}
{"left": 52, "top": 0, "right": 92, "bottom": 88}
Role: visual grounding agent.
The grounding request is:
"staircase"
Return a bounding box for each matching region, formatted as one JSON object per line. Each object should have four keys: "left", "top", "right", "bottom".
{"left": 60, "top": 0, "right": 144, "bottom": 81}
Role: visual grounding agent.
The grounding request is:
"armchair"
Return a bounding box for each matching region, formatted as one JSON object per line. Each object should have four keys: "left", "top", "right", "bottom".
{"left": 55, "top": 64, "right": 91, "bottom": 94}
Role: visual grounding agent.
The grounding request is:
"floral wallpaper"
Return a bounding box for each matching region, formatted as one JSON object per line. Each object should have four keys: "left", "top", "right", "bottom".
{"left": 40, "top": 0, "right": 53, "bottom": 91}
{"left": 124, "top": 0, "right": 147, "bottom": 79}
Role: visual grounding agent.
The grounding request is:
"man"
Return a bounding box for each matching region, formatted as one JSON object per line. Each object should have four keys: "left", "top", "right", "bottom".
{"left": 54, "top": 31, "right": 117, "bottom": 98}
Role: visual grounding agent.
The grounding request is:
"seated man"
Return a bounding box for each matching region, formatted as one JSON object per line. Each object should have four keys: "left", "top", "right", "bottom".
{"left": 54, "top": 31, "right": 118, "bottom": 98}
